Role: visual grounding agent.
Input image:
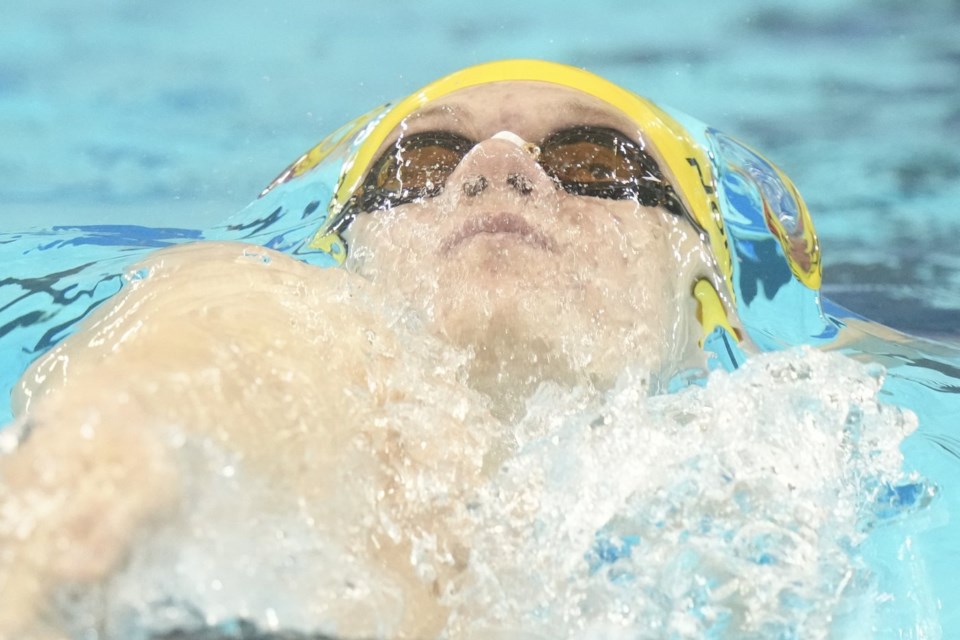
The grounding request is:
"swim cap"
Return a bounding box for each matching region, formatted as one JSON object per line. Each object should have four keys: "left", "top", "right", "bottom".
{"left": 258, "top": 60, "right": 830, "bottom": 352}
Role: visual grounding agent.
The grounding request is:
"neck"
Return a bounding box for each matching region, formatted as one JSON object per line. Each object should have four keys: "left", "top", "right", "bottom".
{"left": 461, "top": 328, "right": 592, "bottom": 422}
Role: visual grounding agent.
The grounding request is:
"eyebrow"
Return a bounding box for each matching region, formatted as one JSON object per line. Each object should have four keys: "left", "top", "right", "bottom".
{"left": 380, "top": 96, "right": 649, "bottom": 160}
{"left": 404, "top": 103, "right": 472, "bottom": 125}
{"left": 404, "top": 97, "right": 639, "bottom": 137}
{"left": 561, "top": 102, "right": 626, "bottom": 123}
{"left": 408, "top": 99, "right": 631, "bottom": 128}
{"left": 559, "top": 102, "right": 646, "bottom": 147}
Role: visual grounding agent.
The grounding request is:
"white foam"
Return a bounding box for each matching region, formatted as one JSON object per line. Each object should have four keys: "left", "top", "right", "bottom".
{"left": 440, "top": 348, "right": 923, "bottom": 638}
{"left": 55, "top": 347, "right": 928, "bottom": 639}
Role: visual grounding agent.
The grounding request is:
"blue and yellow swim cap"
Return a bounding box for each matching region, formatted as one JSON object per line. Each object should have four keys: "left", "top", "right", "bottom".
{"left": 257, "top": 59, "right": 831, "bottom": 353}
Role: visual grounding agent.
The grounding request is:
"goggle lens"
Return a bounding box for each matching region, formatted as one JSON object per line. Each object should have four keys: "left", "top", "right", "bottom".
{"left": 339, "top": 126, "right": 683, "bottom": 231}
{"left": 539, "top": 126, "right": 656, "bottom": 200}
{"left": 359, "top": 132, "right": 474, "bottom": 213}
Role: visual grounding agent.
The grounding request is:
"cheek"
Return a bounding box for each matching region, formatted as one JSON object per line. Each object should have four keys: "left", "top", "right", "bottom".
{"left": 344, "top": 207, "right": 458, "bottom": 308}
{"left": 556, "top": 201, "right": 671, "bottom": 275}
{"left": 562, "top": 204, "right": 692, "bottom": 329}
{"left": 344, "top": 208, "right": 433, "bottom": 278}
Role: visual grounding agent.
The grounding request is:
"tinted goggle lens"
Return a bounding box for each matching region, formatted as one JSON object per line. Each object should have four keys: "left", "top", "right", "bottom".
{"left": 539, "top": 126, "right": 665, "bottom": 202}
{"left": 340, "top": 126, "right": 684, "bottom": 230}
{"left": 359, "top": 132, "right": 474, "bottom": 212}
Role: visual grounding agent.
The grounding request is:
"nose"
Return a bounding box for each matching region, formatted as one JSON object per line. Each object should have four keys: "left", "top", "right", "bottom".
{"left": 443, "top": 135, "right": 559, "bottom": 207}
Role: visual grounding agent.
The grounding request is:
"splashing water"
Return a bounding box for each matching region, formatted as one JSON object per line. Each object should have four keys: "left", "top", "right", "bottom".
{"left": 439, "top": 349, "right": 928, "bottom": 639}
{"left": 1, "top": 80, "right": 952, "bottom": 639}
{"left": 39, "top": 343, "right": 929, "bottom": 639}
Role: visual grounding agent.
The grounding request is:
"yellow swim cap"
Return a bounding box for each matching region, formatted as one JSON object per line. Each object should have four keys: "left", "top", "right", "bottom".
{"left": 261, "top": 59, "right": 823, "bottom": 334}
{"left": 308, "top": 61, "right": 732, "bottom": 281}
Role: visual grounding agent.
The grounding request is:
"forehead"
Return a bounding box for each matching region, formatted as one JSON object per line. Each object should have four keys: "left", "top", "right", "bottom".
{"left": 392, "top": 81, "right": 645, "bottom": 143}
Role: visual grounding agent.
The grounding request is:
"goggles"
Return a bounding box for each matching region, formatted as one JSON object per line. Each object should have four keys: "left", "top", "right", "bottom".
{"left": 286, "top": 61, "right": 735, "bottom": 278}
{"left": 326, "top": 124, "right": 689, "bottom": 236}
{"left": 259, "top": 59, "right": 824, "bottom": 351}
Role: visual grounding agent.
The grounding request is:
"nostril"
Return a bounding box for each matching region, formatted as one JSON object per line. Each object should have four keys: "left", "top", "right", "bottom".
{"left": 462, "top": 176, "right": 489, "bottom": 197}
{"left": 506, "top": 174, "right": 534, "bottom": 196}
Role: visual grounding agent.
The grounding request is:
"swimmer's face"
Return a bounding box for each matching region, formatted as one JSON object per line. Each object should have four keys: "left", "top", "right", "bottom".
{"left": 343, "top": 82, "right": 714, "bottom": 385}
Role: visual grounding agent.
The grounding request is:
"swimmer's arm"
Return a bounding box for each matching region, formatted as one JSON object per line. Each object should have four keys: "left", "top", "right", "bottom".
{"left": 1, "top": 241, "right": 364, "bottom": 637}
{"left": 0, "top": 389, "right": 179, "bottom": 640}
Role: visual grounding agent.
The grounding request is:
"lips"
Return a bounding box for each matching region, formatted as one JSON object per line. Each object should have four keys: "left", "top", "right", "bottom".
{"left": 439, "top": 212, "right": 558, "bottom": 255}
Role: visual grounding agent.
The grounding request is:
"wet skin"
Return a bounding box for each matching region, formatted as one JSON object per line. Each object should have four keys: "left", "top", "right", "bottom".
{"left": 0, "top": 82, "right": 728, "bottom": 640}
{"left": 344, "top": 82, "right": 717, "bottom": 409}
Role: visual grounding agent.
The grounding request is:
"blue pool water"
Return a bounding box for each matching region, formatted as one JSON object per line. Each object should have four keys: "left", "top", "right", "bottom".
{"left": 4, "top": 0, "right": 959, "bottom": 333}
{"left": 2, "top": 1, "right": 960, "bottom": 637}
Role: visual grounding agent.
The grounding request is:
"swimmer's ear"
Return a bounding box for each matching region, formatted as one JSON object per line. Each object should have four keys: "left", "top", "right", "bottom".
{"left": 693, "top": 278, "right": 752, "bottom": 370}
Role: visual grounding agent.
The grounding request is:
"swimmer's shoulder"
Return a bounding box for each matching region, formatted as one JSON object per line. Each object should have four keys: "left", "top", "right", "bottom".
{"left": 127, "top": 241, "right": 388, "bottom": 338}
{"left": 131, "top": 240, "right": 355, "bottom": 292}
{"left": 12, "top": 241, "right": 379, "bottom": 415}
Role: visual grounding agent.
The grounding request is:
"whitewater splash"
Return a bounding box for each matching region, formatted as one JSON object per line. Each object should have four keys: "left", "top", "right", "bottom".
{"left": 45, "top": 346, "right": 928, "bottom": 639}
{"left": 0, "top": 60, "right": 948, "bottom": 639}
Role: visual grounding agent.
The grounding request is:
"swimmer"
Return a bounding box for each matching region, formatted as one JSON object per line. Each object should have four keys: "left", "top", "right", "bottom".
{"left": 0, "top": 61, "right": 778, "bottom": 639}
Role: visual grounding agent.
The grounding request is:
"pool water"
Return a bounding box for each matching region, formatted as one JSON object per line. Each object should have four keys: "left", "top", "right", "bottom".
{"left": 2, "top": 0, "right": 960, "bottom": 638}
{"left": 4, "top": 0, "right": 959, "bottom": 338}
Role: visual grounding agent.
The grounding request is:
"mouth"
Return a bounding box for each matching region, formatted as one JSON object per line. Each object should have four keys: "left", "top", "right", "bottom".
{"left": 439, "top": 212, "right": 558, "bottom": 255}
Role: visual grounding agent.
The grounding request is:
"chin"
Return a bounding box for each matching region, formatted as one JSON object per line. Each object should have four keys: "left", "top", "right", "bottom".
{"left": 428, "top": 277, "right": 594, "bottom": 353}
